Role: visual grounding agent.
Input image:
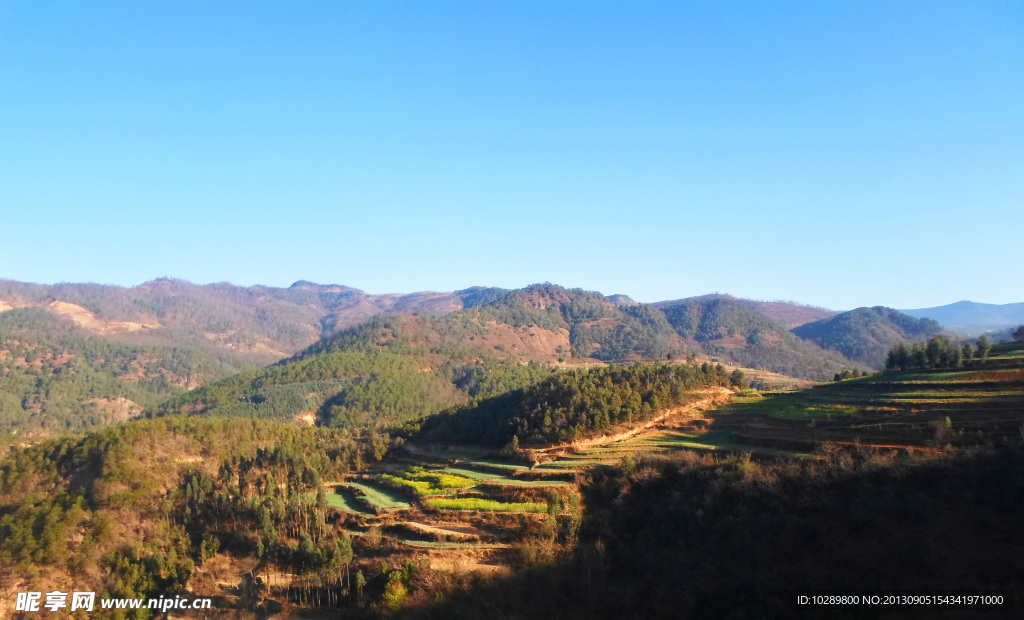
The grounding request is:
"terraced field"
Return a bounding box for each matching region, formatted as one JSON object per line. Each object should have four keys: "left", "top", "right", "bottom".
{"left": 325, "top": 486, "right": 372, "bottom": 514}
{"left": 327, "top": 342, "right": 1024, "bottom": 564}
{"left": 424, "top": 497, "right": 547, "bottom": 512}
{"left": 346, "top": 480, "right": 412, "bottom": 510}
{"left": 327, "top": 453, "right": 575, "bottom": 554}
{"left": 706, "top": 341, "right": 1024, "bottom": 454}
{"left": 327, "top": 389, "right": 754, "bottom": 555}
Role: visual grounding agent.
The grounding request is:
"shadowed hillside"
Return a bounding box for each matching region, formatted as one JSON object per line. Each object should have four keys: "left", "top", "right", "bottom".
{"left": 409, "top": 447, "right": 1024, "bottom": 619}
{"left": 398, "top": 343, "right": 1024, "bottom": 619}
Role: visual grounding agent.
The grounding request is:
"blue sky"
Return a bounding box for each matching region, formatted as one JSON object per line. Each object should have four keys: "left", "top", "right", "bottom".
{"left": 1, "top": 1, "right": 1021, "bottom": 310}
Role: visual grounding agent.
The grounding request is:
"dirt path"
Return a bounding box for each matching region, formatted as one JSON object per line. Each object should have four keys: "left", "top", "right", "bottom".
{"left": 534, "top": 387, "right": 734, "bottom": 455}
{"left": 402, "top": 521, "right": 491, "bottom": 538}
{"left": 821, "top": 440, "right": 942, "bottom": 453}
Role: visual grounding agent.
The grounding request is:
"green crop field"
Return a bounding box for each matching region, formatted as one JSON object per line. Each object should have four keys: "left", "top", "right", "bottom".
{"left": 730, "top": 395, "right": 766, "bottom": 404}
{"left": 991, "top": 346, "right": 1024, "bottom": 359}
{"left": 380, "top": 473, "right": 438, "bottom": 496}
{"left": 720, "top": 397, "right": 859, "bottom": 419}
{"left": 457, "top": 459, "right": 531, "bottom": 473}
{"left": 425, "top": 497, "right": 548, "bottom": 513}
{"left": 627, "top": 429, "right": 738, "bottom": 448}
{"left": 405, "top": 470, "right": 480, "bottom": 488}
{"left": 380, "top": 470, "right": 481, "bottom": 497}
{"left": 574, "top": 448, "right": 665, "bottom": 458}
{"left": 440, "top": 467, "right": 500, "bottom": 481}
{"left": 346, "top": 481, "right": 412, "bottom": 510}
{"left": 326, "top": 487, "right": 372, "bottom": 514}
{"left": 481, "top": 478, "right": 570, "bottom": 487}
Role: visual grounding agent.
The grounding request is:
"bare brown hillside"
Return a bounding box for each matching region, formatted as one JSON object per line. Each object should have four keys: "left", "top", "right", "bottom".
{"left": 0, "top": 279, "right": 486, "bottom": 365}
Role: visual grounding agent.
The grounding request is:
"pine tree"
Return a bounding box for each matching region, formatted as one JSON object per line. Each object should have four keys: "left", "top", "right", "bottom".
{"left": 977, "top": 335, "right": 992, "bottom": 361}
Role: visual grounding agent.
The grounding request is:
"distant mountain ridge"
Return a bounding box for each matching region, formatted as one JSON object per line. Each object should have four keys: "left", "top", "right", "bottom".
{"left": 0, "top": 278, "right": 511, "bottom": 436}
{"left": 8, "top": 274, "right": 1023, "bottom": 448}
{"left": 655, "top": 294, "right": 835, "bottom": 329}
{"left": 165, "top": 284, "right": 856, "bottom": 435}
{"left": 793, "top": 307, "right": 944, "bottom": 367}
{"left": 0, "top": 278, "right": 511, "bottom": 364}
{"left": 0, "top": 278, "right": 893, "bottom": 436}
{"left": 899, "top": 301, "right": 1024, "bottom": 335}
{"left": 657, "top": 296, "right": 852, "bottom": 378}
{"left": 0, "top": 279, "right": 867, "bottom": 378}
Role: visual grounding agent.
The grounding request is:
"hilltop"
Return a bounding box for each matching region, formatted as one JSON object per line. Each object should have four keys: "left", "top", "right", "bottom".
{"left": 792, "top": 306, "right": 943, "bottom": 368}
{"left": 159, "top": 284, "right": 692, "bottom": 433}
{"left": 161, "top": 284, "right": 865, "bottom": 437}
{"left": 0, "top": 278, "right": 511, "bottom": 365}
{"left": 12, "top": 278, "right": 995, "bottom": 439}
{"left": 657, "top": 296, "right": 854, "bottom": 379}
{"left": 655, "top": 294, "right": 835, "bottom": 329}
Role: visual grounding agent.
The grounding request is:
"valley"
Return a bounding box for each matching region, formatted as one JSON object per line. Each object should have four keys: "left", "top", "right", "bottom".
{"left": 5, "top": 2, "right": 1019, "bottom": 617}
{"left": 1, "top": 279, "right": 1022, "bottom": 618}
{"left": 163, "top": 342, "right": 1024, "bottom": 617}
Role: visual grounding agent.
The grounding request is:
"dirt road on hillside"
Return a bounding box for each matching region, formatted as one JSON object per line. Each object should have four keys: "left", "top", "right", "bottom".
{"left": 533, "top": 387, "right": 734, "bottom": 455}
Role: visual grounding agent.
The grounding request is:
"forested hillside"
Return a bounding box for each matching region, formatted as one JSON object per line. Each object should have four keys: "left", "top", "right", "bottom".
{"left": 0, "top": 279, "right": 518, "bottom": 437}
{"left": 0, "top": 279, "right": 509, "bottom": 365}
{"left": 659, "top": 297, "right": 854, "bottom": 380}
{"left": 159, "top": 285, "right": 870, "bottom": 437}
{"left": 298, "top": 284, "right": 691, "bottom": 364}
{"left": 2, "top": 311, "right": 1021, "bottom": 618}
{"left": 478, "top": 284, "right": 686, "bottom": 361}
{"left": 160, "top": 284, "right": 716, "bottom": 434}
{"left": 420, "top": 362, "right": 732, "bottom": 446}
{"left": 656, "top": 294, "right": 835, "bottom": 329}
{"left": 0, "top": 416, "right": 370, "bottom": 610}
{"left": 793, "top": 306, "right": 943, "bottom": 367}
{"left": 0, "top": 309, "right": 237, "bottom": 437}
{"left": 1, "top": 279, "right": 909, "bottom": 439}
{"left": 159, "top": 311, "right": 560, "bottom": 433}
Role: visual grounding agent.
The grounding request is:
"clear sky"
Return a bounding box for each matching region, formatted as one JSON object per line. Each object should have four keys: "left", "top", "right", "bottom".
{"left": 1, "top": 1, "right": 1021, "bottom": 310}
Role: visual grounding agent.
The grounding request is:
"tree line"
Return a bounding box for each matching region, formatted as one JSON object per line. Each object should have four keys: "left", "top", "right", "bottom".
{"left": 884, "top": 335, "right": 993, "bottom": 371}
{"left": 420, "top": 361, "right": 733, "bottom": 446}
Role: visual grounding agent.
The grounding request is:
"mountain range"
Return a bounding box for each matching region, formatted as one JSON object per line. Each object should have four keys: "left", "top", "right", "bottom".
{"left": 2, "top": 277, "right": 1020, "bottom": 438}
